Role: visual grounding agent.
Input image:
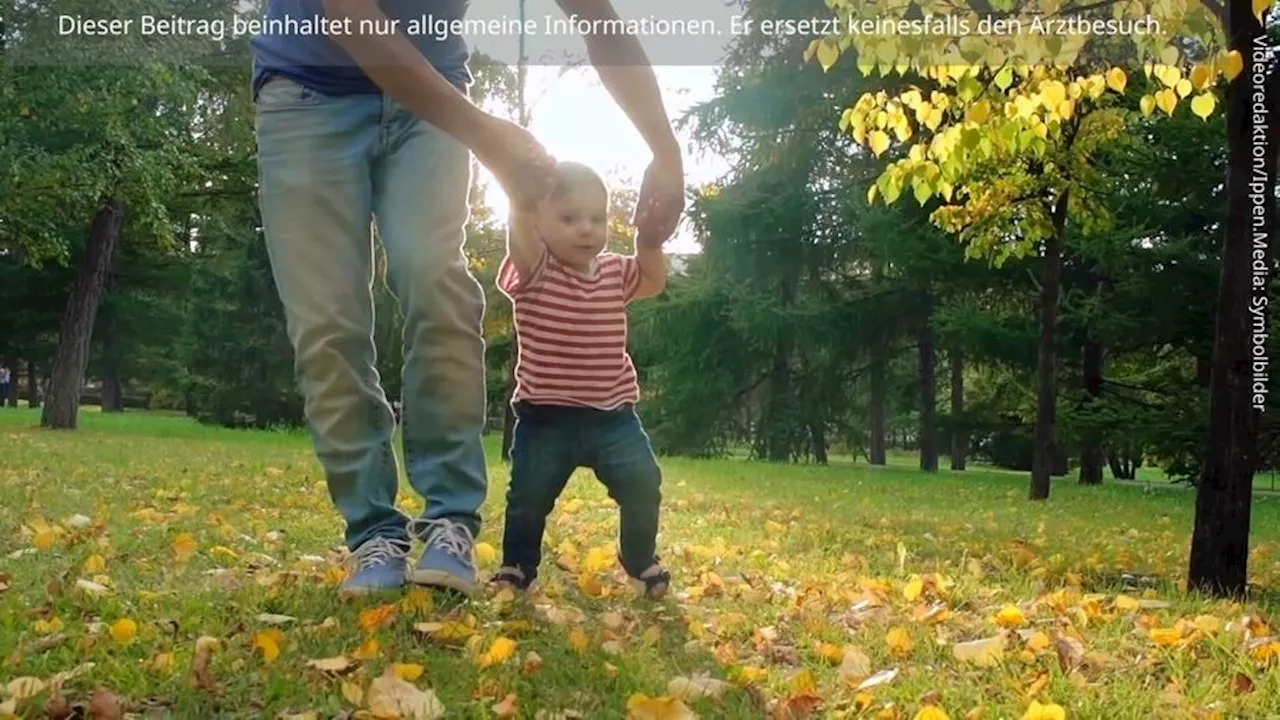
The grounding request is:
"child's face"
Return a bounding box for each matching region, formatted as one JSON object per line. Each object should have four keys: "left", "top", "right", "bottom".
{"left": 537, "top": 185, "right": 608, "bottom": 270}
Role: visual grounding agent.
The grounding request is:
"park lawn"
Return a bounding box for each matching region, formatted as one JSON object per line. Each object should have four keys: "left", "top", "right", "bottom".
{"left": 2, "top": 410, "right": 1280, "bottom": 719}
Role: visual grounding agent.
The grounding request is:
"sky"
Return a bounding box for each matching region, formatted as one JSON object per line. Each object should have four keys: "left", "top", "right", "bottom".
{"left": 465, "top": 1, "right": 746, "bottom": 254}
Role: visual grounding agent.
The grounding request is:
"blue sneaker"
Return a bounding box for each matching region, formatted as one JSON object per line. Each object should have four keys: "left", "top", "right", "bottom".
{"left": 407, "top": 518, "right": 479, "bottom": 596}
{"left": 338, "top": 536, "right": 411, "bottom": 600}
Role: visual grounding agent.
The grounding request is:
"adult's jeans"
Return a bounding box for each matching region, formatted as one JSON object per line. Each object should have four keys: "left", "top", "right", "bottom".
{"left": 254, "top": 74, "right": 488, "bottom": 549}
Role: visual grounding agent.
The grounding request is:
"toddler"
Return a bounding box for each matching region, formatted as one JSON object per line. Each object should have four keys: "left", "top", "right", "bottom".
{"left": 491, "top": 161, "right": 671, "bottom": 599}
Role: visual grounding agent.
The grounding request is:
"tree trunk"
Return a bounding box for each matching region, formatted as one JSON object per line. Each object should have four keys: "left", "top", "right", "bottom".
{"left": 1079, "top": 338, "right": 1104, "bottom": 484}
{"left": 1030, "top": 191, "right": 1068, "bottom": 500}
{"left": 809, "top": 422, "right": 828, "bottom": 465}
{"left": 41, "top": 199, "right": 123, "bottom": 429}
{"left": 25, "top": 361, "right": 40, "bottom": 409}
{"left": 100, "top": 302, "right": 124, "bottom": 413}
{"left": 950, "top": 347, "right": 967, "bottom": 470}
{"left": 1188, "top": 2, "right": 1275, "bottom": 598}
{"left": 869, "top": 328, "right": 887, "bottom": 464}
{"left": 918, "top": 292, "right": 938, "bottom": 472}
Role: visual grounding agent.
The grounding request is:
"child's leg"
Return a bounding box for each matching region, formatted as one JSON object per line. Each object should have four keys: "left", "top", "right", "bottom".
{"left": 587, "top": 406, "right": 663, "bottom": 579}
{"left": 500, "top": 405, "right": 578, "bottom": 586}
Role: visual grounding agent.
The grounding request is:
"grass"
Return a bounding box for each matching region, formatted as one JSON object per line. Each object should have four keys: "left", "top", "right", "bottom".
{"left": 2, "top": 408, "right": 1280, "bottom": 719}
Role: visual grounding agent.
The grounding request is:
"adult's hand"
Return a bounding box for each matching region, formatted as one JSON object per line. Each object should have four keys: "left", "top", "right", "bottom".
{"left": 472, "top": 116, "right": 558, "bottom": 212}
{"left": 634, "top": 149, "right": 684, "bottom": 249}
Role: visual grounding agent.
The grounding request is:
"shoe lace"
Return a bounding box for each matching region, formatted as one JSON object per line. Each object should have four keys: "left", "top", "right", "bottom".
{"left": 348, "top": 536, "right": 410, "bottom": 571}
{"left": 407, "top": 518, "right": 474, "bottom": 560}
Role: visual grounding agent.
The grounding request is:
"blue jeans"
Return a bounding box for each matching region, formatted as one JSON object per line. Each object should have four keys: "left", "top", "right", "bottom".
{"left": 254, "top": 75, "right": 488, "bottom": 549}
{"left": 502, "top": 402, "right": 663, "bottom": 581}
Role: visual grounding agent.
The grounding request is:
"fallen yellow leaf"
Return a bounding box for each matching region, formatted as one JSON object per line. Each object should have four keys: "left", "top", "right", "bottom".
{"left": 478, "top": 637, "right": 517, "bottom": 669}
{"left": 110, "top": 618, "right": 138, "bottom": 645}
{"left": 474, "top": 542, "right": 498, "bottom": 567}
{"left": 391, "top": 662, "right": 424, "bottom": 681}
{"left": 255, "top": 629, "right": 283, "bottom": 663}
{"left": 626, "top": 694, "right": 697, "bottom": 720}
{"left": 914, "top": 705, "right": 950, "bottom": 720}
{"left": 352, "top": 638, "right": 380, "bottom": 660}
{"left": 341, "top": 680, "right": 364, "bottom": 705}
{"left": 171, "top": 532, "right": 198, "bottom": 561}
{"left": 1022, "top": 700, "right": 1066, "bottom": 720}
{"left": 568, "top": 628, "right": 589, "bottom": 653}
{"left": 366, "top": 666, "right": 445, "bottom": 720}
{"left": 83, "top": 554, "right": 107, "bottom": 573}
{"left": 953, "top": 634, "right": 1004, "bottom": 667}
{"left": 886, "top": 626, "right": 914, "bottom": 656}
{"left": 995, "top": 605, "right": 1028, "bottom": 628}
{"left": 359, "top": 604, "right": 397, "bottom": 632}
{"left": 1150, "top": 627, "right": 1182, "bottom": 647}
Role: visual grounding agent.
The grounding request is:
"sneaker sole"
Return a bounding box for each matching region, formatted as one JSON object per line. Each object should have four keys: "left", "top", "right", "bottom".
{"left": 409, "top": 568, "right": 479, "bottom": 597}
{"left": 337, "top": 584, "right": 404, "bottom": 601}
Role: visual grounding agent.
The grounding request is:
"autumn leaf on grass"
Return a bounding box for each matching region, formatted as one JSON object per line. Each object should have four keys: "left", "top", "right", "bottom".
{"left": 352, "top": 638, "right": 380, "bottom": 660}
{"left": 578, "top": 572, "right": 607, "bottom": 597}
{"left": 994, "top": 605, "right": 1028, "bottom": 628}
{"left": 886, "top": 627, "right": 914, "bottom": 657}
{"left": 171, "top": 532, "right": 198, "bottom": 562}
{"left": 668, "top": 673, "right": 732, "bottom": 701}
{"left": 837, "top": 645, "right": 872, "bottom": 683}
{"left": 522, "top": 651, "right": 543, "bottom": 675}
{"left": 401, "top": 589, "right": 434, "bottom": 616}
{"left": 952, "top": 635, "right": 1005, "bottom": 668}
{"left": 1150, "top": 627, "right": 1184, "bottom": 647}
{"left": 567, "top": 628, "right": 590, "bottom": 653}
{"left": 391, "top": 663, "right": 424, "bottom": 682}
{"left": 477, "top": 637, "right": 517, "bottom": 669}
{"left": 192, "top": 636, "right": 221, "bottom": 691}
{"left": 914, "top": 705, "right": 951, "bottom": 720}
{"left": 255, "top": 630, "right": 284, "bottom": 664}
{"left": 473, "top": 542, "right": 498, "bottom": 568}
{"left": 1021, "top": 700, "right": 1066, "bottom": 720}
{"left": 34, "top": 618, "right": 65, "bottom": 636}
{"left": 359, "top": 604, "right": 398, "bottom": 632}
{"left": 626, "top": 694, "right": 697, "bottom": 720}
{"left": 772, "top": 693, "right": 823, "bottom": 719}
{"left": 366, "top": 667, "right": 445, "bottom": 720}
{"left": 415, "top": 621, "right": 476, "bottom": 645}
{"left": 305, "top": 656, "right": 360, "bottom": 677}
{"left": 83, "top": 553, "right": 107, "bottom": 573}
{"left": 491, "top": 693, "right": 519, "bottom": 718}
{"left": 341, "top": 680, "right": 364, "bottom": 706}
{"left": 582, "top": 545, "right": 615, "bottom": 574}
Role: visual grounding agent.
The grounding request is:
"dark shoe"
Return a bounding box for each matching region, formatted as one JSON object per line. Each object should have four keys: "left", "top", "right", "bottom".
{"left": 626, "top": 558, "right": 671, "bottom": 600}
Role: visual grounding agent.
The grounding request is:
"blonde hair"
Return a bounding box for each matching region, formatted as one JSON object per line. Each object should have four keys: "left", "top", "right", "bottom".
{"left": 551, "top": 161, "right": 609, "bottom": 203}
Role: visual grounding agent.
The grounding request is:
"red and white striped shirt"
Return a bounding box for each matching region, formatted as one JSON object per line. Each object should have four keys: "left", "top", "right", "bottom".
{"left": 497, "top": 251, "right": 642, "bottom": 410}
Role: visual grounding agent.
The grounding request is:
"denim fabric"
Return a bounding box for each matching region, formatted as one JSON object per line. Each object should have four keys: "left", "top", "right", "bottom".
{"left": 255, "top": 74, "right": 488, "bottom": 550}
{"left": 502, "top": 402, "right": 662, "bottom": 582}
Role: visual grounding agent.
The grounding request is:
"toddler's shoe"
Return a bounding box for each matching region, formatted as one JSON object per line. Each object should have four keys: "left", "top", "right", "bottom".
{"left": 626, "top": 558, "right": 671, "bottom": 600}
{"left": 490, "top": 566, "right": 535, "bottom": 593}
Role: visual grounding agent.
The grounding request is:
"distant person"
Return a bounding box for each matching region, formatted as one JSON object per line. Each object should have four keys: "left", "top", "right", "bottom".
{"left": 250, "top": 0, "right": 684, "bottom": 599}
{"left": 490, "top": 162, "right": 673, "bottom": 598}
{"left": 0, "top": 364, "right": 10, "bottom": 408}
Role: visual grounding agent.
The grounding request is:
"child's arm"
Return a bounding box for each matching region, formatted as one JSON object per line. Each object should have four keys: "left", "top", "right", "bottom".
{"left": 628, "top": 229, "right": 668, "bottom": 301}
{"left": 497, "top": 209, "right": 548, "bottom": 297}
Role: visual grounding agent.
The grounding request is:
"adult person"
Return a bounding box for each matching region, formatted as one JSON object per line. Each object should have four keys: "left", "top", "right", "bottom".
{"left": 251, "top": 0, "right": 685, "bottom": 599}
{"left": 0, "top": 364, "right": 10, "bottom": 408}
